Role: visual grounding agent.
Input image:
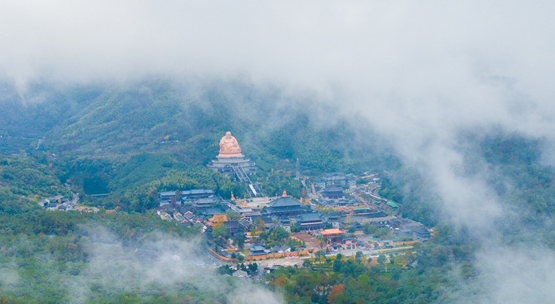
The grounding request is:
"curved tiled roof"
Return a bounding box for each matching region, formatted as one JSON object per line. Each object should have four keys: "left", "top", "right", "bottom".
{"left": 323, "top": 186, "right": 343, "bottom": 192}
{"left": 269, "top": 197, "right": 301, "bottom": 208}
{"left": 298, "top": 212, "right": 321, "bottom": 222}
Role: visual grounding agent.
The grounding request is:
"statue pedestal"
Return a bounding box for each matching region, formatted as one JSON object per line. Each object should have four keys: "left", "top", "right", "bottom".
{"left": 216, "top": 153, "right": 245, "bottom": 159}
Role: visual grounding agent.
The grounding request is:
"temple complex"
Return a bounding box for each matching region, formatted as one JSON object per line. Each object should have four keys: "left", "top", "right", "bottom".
{"left": 207, "top": 131, "right": 257, "bottom": 177}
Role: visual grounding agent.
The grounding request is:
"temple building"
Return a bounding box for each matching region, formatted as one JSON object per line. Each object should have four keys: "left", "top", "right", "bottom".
{"left": 320, "top": 228, "right": 345, "bottom": 243}
{"left": 296, "top": 212, "right": 324, "bottom": 231}
{"left": 321, "top": 185, "right": 344, "bottom": 199}
{"left": 266, "top": 192, "right": 306, "bottom": 216}
{"left": 207, "top": 131, "right": 257, "bottom": 175}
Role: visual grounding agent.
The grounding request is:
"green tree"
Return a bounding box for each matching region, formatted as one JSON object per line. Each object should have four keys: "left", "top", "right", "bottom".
{"left": 271, "top": 226, "right": 290, "bottom": 241}
{"left": 363, "top": 223, "right": 377, "bottom": 235}
{"left": 226, "top": 210, "right": 241, "bottom": 222}
{"left": 255, "top": 217, "right": 266, "bottom": 232}
{"left": 212, "top": 223, "right": 228, "bottom": 240}
{"left": 233, "top": 233, "right": 245, "bottom": 249}
{"left": 333, "top": 254, "right": 343, "bottom": 272}
{"left": 355, "top": 251, "right": 364, "bottom": 264}
{"left": 248, "top": 263, "right": 258, "bottom": 274}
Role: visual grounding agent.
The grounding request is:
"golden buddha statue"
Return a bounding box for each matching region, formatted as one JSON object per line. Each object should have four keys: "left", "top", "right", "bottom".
{"left": 218, "top": 131, "right": 244, "bottom": 158}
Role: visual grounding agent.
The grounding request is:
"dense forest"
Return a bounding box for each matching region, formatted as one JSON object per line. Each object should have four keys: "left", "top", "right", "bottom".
{"left": 0, "top": 153, "right": 276, "bottom": 303}
{"left": 0, "top": 80, "right": 396, "bottom": 206}
{"left": 0, "top": 81, "right": 395, "bottom": 303}
{"left": 0, "top": 201, "right": 242, "bottom": 303}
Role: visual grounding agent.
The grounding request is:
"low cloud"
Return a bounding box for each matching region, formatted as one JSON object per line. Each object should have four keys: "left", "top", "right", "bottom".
{"left": 76, "top": 227, "right": 283, "bottom": 304}
{"left": 0, "top": 265, "right": 19, "bottom": 288}
{"left": 1, "top": 226, "right": 282, "bottom": 303}
{"left": 475, "top": 246, "right": 555, "bottom": 304}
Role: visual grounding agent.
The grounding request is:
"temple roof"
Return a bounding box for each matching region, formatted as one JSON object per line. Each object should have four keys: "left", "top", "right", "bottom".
{"left": 182, "top": 189, "right": 214, "bottom": 196}
{"left": 159, "top": 191, "right": 177, "bottom": 197}
{"left": 322, "top": 186, "right": 343, "bottom": 193}
{"left": 321, "top": 228, "right": 344, "bottom": 237}
{"left": 323, "top": 172, "right": 345, "bottom": 178}
{"left": 298, "top": 212, "right": 322, "bottom": 223}
{"left": 269, "top": 197, "right": 301, "bottom": 208}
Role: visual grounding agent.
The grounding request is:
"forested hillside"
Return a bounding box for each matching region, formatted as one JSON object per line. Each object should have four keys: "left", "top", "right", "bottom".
{"left": 380, "top": 132, "right": 555, "bottom": 238}
{"left": 0, "top": 153, "right": 273, "bottom": 304}
{"left": 0, "top": 80, "right": 393, "bottom": 170}
{"left": 0, "top": 80, "right": 397, "bottom": 206}
{"left": 0, "top": 194, "right": 236, "bottom": 304}
{"left": 0, "top": 80, "right": 399, "bottom": 304}
{"left": 3, "top": 80, "right": 555, "bottom": 303}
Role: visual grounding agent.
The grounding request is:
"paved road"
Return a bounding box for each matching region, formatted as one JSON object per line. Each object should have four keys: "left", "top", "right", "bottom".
{"left": 71, "top": 192, "right": 79, "bottom": 204}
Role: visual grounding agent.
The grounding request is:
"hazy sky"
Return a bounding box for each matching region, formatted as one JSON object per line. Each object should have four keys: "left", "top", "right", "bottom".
{"left": 2, "top": 1, "right": 554, "bottom": 89}
{"left": 3, "top": 1, "right": 555, "bottom": 303}
{"left": 2, "top": 1, "right": 555, "bottom": 142}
